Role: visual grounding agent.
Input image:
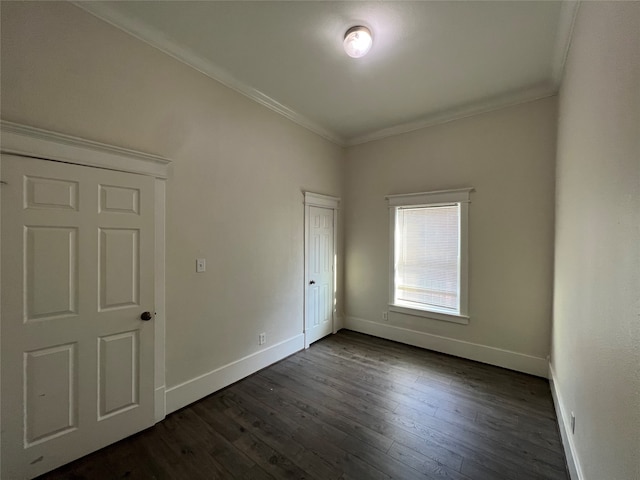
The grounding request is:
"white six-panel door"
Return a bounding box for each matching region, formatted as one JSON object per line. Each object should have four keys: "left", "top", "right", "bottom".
{"left": 306, "top": 206, "right": 334, "bottom": 345}
{"left": 1, "top": 155, "right": 156, "bottom": 479}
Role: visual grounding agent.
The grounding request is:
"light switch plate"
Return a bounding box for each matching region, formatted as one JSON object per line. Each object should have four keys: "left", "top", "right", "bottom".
{"left": 196, "top": 258, "right": 206, "bottom": 273}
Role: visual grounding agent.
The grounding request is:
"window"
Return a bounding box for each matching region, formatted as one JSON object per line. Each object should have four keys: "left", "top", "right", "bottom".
{"left": 387, "top": 188, "right": 472, "bottom": 324}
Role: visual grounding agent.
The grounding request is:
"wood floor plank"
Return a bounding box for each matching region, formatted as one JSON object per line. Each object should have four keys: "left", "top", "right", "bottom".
{"left": 248, "top": 374, "right": 462, "bottom": 475}
{"left": 386, "top": 442, "right": 472, "bottom": 480}
{"left": 313, "top": 339, "right": 556, "bottom": 423}
{"left": 292, "top": 344, "right": 564, "bottom": 476}
{"left": 196, "top": 398, "right": 312, "bottom": 480}
{"left": 215, "top": 393, "right": 342, "bottom": 480}
{"left": 264, "top": 358, "right": 465, "bottom": 472}
{"left": 256, "top": 368, "right": 396, "bottom": 453}
{"left": 308, "top": 339, "right": 556, "bottom": 427}
{"left": 229, "top": 383, "right": 395, "bottom": 480}
{"left": 37, "top": 331, "right": 569, "bottom": 480}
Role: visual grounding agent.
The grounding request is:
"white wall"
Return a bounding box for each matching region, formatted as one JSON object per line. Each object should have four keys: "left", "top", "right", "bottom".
{"left": 552, "top": 3, "right": 640, "bottom": 479}
{"left": 1, "top": 1, "right": 344, "bottom": 407}
{"left": 344, "top": 97, "right": 557, "bottom": 376}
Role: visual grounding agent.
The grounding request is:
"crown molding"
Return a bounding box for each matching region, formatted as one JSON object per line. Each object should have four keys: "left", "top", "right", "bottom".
{"left": 346, "top": 84, "right": 558, "bottom": 147}
{"left": 71, "top": 1, "right": 574, "bottom": 150}
{"left": 72, "top": 2, "right": 347, "bottom": 147}
{"left": 0, "top": 121, "right": 171, "bottom": 179}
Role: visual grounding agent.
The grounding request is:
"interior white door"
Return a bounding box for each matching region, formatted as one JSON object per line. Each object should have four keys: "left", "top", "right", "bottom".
{"left": 306, "top": 206, "right": 334, "bottom": 345}
{"left": 1, "top": 155, "right": 156, "bottom": 479}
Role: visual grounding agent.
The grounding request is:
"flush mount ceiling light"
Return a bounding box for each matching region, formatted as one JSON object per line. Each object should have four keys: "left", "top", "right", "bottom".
{"left": 343, "top": 26, "right": 373, "bottom": 58}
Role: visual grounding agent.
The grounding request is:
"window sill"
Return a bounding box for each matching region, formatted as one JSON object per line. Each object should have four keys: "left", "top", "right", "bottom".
{"left": 388, "top": 304, "right": 469, "bottom": 325}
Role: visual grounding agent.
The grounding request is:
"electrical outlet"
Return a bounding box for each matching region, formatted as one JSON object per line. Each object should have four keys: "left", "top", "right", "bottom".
{"left": 382, "top": 311, "right": 388, "bottom": 321}
{"left": 258, "top": 333, "right": 266, "bottom": 345}
{"left": 570, "top": 412, "right": 576, "bottom": 434}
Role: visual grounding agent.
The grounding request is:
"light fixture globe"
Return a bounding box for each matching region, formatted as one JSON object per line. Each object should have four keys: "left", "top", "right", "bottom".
{"left": 343, "top": 26, "right": 373, "bottom": 58}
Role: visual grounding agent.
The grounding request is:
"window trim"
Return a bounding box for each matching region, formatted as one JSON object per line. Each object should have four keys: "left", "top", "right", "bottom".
{"left": 386, "top": 188, "right": 473, "bottom": 325}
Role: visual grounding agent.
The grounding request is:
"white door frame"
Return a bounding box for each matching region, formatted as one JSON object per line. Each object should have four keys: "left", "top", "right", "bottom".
{"left": 0, "top": 121, "right": 171, "bottom": 426}
{"left": 303, "top": 191, "right": 339, "bottom": 349}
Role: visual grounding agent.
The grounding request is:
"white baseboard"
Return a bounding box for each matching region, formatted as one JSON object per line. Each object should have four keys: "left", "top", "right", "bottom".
{"left": 165, "top": 334, "right": 304, "bottom": 414}
{"left": 344, "top": 316, "right": 548, "bottom": 377}
{"left": 549, "top": 364, "right": 583, "bottom": 480}
{"left": 154, "top": 386, "right": 166, "bottom": 423}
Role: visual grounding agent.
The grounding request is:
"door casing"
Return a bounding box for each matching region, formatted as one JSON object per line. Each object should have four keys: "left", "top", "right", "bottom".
{"left": 303, "top": 191, "right": 340, "bottom": 349}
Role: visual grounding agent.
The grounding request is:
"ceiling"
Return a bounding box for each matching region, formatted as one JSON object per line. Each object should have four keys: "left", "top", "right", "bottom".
{"left": 76, "top": 1, "right": 579, "bottom": 146}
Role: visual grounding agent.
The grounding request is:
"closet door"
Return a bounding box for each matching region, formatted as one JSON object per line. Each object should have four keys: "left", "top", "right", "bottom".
{"left": 1, "top": 155, "right": 156, "bottom": 479}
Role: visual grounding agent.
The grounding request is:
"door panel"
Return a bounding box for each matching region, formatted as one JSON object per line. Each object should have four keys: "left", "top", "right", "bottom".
{"left": 24, "top": 343, "right": 77, "bottom": 447}
{"left": 1, "top": 155, "right": 155, "bottom": 479}
{"left": 98, "top": 331, "right": 139, "bottom": 419}
{"left": 25, "top": 226, "right": 78, "bottom": 321}
{"left": 99, "top": 228, "right": 140, "bottom": 310}
{"left": 25, "top": 176, "right": 78, "bottom": 211}
{"left": 99, "top": 184, "right": 139, "bottom": 214}
{"left": 306, "top": 206, "right": 334, "bottom": 345}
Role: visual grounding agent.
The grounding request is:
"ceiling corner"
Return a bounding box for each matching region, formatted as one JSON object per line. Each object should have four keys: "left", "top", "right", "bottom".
{"left": 551, "top": 1, "right": 581, "bottom": 87}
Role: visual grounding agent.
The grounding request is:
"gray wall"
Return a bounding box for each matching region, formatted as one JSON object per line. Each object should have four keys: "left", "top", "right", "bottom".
{"left": 344, "top": 97, "right": 557, "bottom": 375}
{"left": 552, "top": 2, "right": 640, "bottom": 479}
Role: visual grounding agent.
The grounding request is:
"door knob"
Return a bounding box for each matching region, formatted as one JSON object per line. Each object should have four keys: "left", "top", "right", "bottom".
{"left": 140, "top": 311, "right": 153, "bottom": 321}
{"left": 309, "top": 280, "right": 316, "bottom": 285}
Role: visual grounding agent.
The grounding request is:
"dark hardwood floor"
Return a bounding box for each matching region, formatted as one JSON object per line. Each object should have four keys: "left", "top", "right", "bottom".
{"left": 39, "top": 330, "right": 568, "bottom": 480}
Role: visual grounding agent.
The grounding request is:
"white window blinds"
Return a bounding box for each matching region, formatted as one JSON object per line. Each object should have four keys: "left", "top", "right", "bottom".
{"left": 395, "top": 204, "right": 460, "bottom": 312}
